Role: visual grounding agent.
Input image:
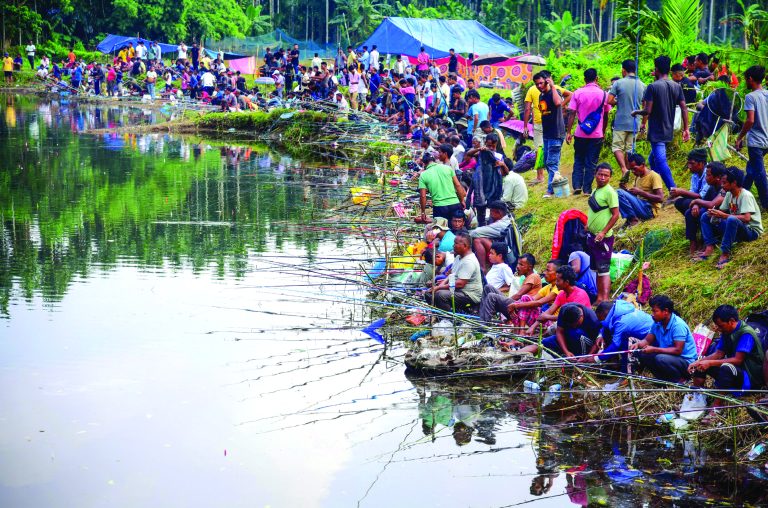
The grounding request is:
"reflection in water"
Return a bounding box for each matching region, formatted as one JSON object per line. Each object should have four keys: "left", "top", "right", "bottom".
{"left": 2, "top": 95, "right": 768, "bottom": 508}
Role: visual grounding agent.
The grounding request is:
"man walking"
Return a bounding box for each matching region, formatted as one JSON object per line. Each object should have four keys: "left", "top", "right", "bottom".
{"left": 566, "top": 68, "right": 610, "bottom": 195}
{"left": 535, "top": 71, "right": 566, "bottom": 198}
{"left": 636, "top": 55, "right": 690, "bottom": 190}
{"left": 608, "top": 59, "right": 646, "bottom": 178}
{"left": 736, "top": 65, "right": 768, "bottom": 210}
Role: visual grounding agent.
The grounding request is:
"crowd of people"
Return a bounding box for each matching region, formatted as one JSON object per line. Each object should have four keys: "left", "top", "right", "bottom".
{"left": 406, "top": 54, "right": 768, "bottom": 420}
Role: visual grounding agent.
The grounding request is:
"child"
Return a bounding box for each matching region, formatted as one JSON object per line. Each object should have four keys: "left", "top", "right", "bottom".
{"left": 163, "top": 69, "right": 173, "bottom": 95}
{"left": 414, "top": 248, "right": 448, "bottom": 288}
{"left": 485, "top": 241, "right": 517, "bottom": 293}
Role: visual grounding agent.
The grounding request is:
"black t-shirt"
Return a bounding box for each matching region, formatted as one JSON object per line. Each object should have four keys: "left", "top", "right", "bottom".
{"left": 643, "top": 78, "right": 685, "bottom": 144}
{"left": 539, "top": 88, "right": 565, "bottom": 140}
{"left": 557, "top": 304, "right": 601, "bottom": 340}
{"left": 448, "top": 54, "right": 457, "bottom": 73}
{"left": 190, "top": 47, "right": 199, "bottom": 60}
{"left": 290, "top": 49, "right": 300, "bottom": 65}
{"left": 678, "top": 76, "right": 696, "bottom": 104}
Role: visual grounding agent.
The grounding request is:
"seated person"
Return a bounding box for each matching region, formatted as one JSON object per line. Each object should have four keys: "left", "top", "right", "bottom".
{"left": 483, "top": 242, "right": 517, "bottom": 293}
{"left": 630, "top": 295, "right": 698, "bottom": 383}
{"left": 698, "top": 166, "right": 763, "bottom": 269}
{"left": 414, "top": 248, "right": 448, "bottom": 287}
{"left": 501, "top": 161, "right": 528, "bottom": 213}
{"left": 617, "top": 153, "right": 664, "bottom": 227}
{"left": 568, "top": 250, "right": 597, "bottom": 301}
{"left": 671, "top": 148, "right": 710, "bottom": 215}
{"left": 470, "top": 200, "right": 512, "bottom": 272}
{"left": 529, "top": 265, "right": 591, "bottom": 337}
{"left": 428, "top": 217, "right": 455, "bottom": 253}
{"left": 424, "top": 233, "right": 482, "bottom": 312}
{"left": 689, "top": 305, "right": 765, "bottom": 413}
{"left": 449, "top": 208, "right": 469, "bottom": 236}
{"left": 579, "top": 300, "right": 654, "bottom": 374}
{"left": 680, "top": 161, "right": 726, "bottom": 256}
{"left": 513, "top": 259, "right": 563, "bottom": 335}
{"left": 479, "top": 252, "right": 541, "bottom": 326}
{"left": 518, "top": 303, "right": 601, "bottom": 358}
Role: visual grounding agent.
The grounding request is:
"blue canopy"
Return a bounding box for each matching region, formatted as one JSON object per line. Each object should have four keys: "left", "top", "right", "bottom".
{"left": 96, "top": 34, "right": 178, "bottom": 54}
{"left": 203, "top": 48, "right": 248, "bottom": 60}
{"left": 358, "top": 18, "right": 521, "bottom": 59}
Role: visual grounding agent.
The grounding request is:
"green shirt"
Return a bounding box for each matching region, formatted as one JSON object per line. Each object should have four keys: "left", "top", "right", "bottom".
{"left": 587, "top": 184, "right": 619, "bottom": 237}
{"left": 720, "top": 189, "right": 764, "bottom": 235}
{"left": 502, "top": 171, "right": 528, "bottom": 210}
{"left": 453, "top": 252, "right": 483, "bottom": 303}
{"left": 418, "top": 162, "right": 460, "bottom": 207}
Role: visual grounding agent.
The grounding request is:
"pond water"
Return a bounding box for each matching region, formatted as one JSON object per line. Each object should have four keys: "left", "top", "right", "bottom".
{"left": 1, "top": 94, "right": 767, "bottom": 507}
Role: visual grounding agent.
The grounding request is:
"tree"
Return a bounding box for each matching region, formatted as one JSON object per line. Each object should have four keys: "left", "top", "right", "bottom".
{"left": 330, "top": 0, "right": 391, "bottom": 45}
{"left": 721, "top": 0, "right": 768, "bottom": 50}
{"left": 540, "top": 11, "right": 589, "bottom": 55}
{"left": 245, "top": 4, "right": 273, "bottom": 36}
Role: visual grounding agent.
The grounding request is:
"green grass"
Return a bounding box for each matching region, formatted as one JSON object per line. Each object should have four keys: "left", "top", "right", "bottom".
{"left": 507, "top": 133, "right": 766, "bottom": 325}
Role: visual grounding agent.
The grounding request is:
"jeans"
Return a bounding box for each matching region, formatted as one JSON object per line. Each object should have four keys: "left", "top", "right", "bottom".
{"left": 700, "top": 213, "right": 759, "bottom": 254}
{"left": 147, "top": 83, "right": 155, "bottom": 99}
{"left": 426, "top": 289, "right": 478, "bottom": 312}
{"left": 479, "top": 285, "right": 513, "bottom": 322}
{"left": 28, "top": 55, "right": 34, "bottom": 69}
{"left": 745, "top": 146, "right": 768, "bottom": 209}
{"left": 543, "top": 138, "right": 563, "bottom": 194}
{"left": 541, "top": 329, "right": 595, "bottom": 357}
{"left": 648, "top": 141, "right": 676, "bottom": 190}
{"left": 617, "top": 189, "right": 654, "bottom": 221}
{"left": 638, "top": 353, "right": 690, "bottom": 382}
{"left": 572, "top": 137, "right": 602, "bottom": 194}
{"left": 93, "top": 79, "right": 101, "bottom": 95}
{"left": 432, "top": 203, "right": 463, "bottom": 221}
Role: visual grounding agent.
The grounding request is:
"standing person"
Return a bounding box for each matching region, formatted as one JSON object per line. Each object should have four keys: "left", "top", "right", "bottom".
{"left": 608, "top": 60, "right": 645, "bottom": 179}
{"left": 536, "top": 71, "right": 566, "bottom": 198}
{"left": 417, "top": 47, "right": 430, "bottom": 78}
{"left": 290, "top": 44, "right": 300, "bottom": 73}
{"left": 311, "top": 53, "right": 323, "bottom": 70}
{"left": 417, "top": 151, "right": 466, "bottom": 223}
{"left": 369, "top": 45, "right": 380, "bottom": 73}
{"left": 630, "top": 295, "right": 697, "bottom": 383}
{"left": 735, "top": 65, "right": 768, "bottom": 210}
{"left": 395, "top": 54, "right": 406, "bottom": 76}
{"left": 448, "top": 48, "right": 458, "bottom": 74}
{"left": 636, "top": 55, "right": 690, "bottom": 190}
{"left": 334, "top": 47, "right": 346, "bottom": 75}
{"left": 467, "top": 134, "right": 505, "bottom": 228}
{"left": 71, "top": 63, "right": 83, "bottom": 91}
{"left": 190, "top": 43, "right": 200, "bottom": 70}
{"left": 3, "top": 52, "right": 13, "bottom": 84}
{"left": 272, "top": 70, "right": 284, "bottom": 99}
{"left": 488, "top": 93, "right": 511, "bottom": 128}
{"left": 67, "top": 48, "right": 76, "bottom": 68}
{"left": 25, "top": 41, "right": 35, "bottom": 69}
{"left": 177, "top": 42, "right": 188, "bottom": 64}
{"left": 145, "top": 65, "right": 157, "bottom": 100}
{"left": 465, "top": 90, "right": 489, "bottom": 144}
{"left": 359, "top": 46, "right": 370, "bottom": 71}
{"left": 348, "top": 65, "right": 361, "bottom": 111}
{"left": 135, "top": 40, "right": 147, "bottom": 61}
{"left": 106, "top": 64, "right": 116, "bottom": 96}
{"left": 523, "top": 72, "right": 571, "bottom": 185}
{"left": 91, "top": 63, "right": 104, "bottom": 96}
{"left": 153, "top": 42, "right": 163, "bottom": 65}
{"left": 566, "top": 68, "right": 610, "bottom": 195}
{"left": 586, "top": 163, "right": 620, "bottom": 303}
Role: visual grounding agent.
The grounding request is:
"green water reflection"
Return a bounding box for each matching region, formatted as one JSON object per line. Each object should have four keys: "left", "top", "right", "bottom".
{"left": 0, "top": 94, "right": 361, "bottom": 316}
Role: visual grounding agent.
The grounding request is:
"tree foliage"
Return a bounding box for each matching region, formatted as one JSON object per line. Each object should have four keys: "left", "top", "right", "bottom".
{"left": 540, "top": 11, "right": 589, "bottom": 55}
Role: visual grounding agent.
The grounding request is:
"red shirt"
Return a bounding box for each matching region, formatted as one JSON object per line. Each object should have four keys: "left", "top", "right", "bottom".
{"left": 554, "top": 287, "right": 591, "bottom": 308}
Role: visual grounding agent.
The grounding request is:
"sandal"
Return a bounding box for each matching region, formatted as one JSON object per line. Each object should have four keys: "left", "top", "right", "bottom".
{"left": 715, "top": 259, "right": 731, "bottom": 270}
{"left": 691, "top": 254, "right": 710, "bottom": 262}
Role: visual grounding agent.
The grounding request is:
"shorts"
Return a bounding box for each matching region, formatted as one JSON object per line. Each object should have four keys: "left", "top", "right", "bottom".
{"left": 611, "top": 130, "right": 636, "bottom": 153}
{"left": 587, "top": 233, "right": 614, "bottom": 276}
{"left": 533, "top": 124, "right": 543, "bottom": 149}
{"left": 4, "top": 71, "right": 11, "bottom": 78}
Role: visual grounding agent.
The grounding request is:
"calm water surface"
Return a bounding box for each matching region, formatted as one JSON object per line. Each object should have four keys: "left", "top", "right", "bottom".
{"left": 1, "top": 94, "right": 767, "bottom": 507}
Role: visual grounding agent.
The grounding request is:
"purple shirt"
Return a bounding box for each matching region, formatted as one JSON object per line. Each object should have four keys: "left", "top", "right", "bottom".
{"left": 568, "top": 82, "right": 611, "bottom": 139}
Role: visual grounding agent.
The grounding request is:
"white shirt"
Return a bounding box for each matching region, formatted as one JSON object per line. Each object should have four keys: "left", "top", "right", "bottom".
{"left": 395, "top": 59, "right": 406, "bottom": 75}
{"left": 25, "top": 44, "right": 35, "bottom": 56}
{"left": 200, "top": 71, "right": 215, "bottom": 87}
{"left": 449, "top": 155, "right": 459, "bottom": 172}
{"left": 136, "top": 44, "right": 146, "bottom": 59}
{"left": 370, "top": 50, "right": 379, "bottom": 70}
{"left": 312, "top": 57, "right": 322, "bottom": 69}
{"left": 178, "top": 44, "right": 187, "bottom": 59}
{"left": 486, "top": 263, "right": 516, "bottom": 290}
{"left": 333, "top": 96, "right": 349, "bottom": 112}
{"left": 452, "top": 143, "right": 465, "bottom": 164}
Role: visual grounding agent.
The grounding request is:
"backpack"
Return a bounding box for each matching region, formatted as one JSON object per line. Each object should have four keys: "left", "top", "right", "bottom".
{"left": 577, "top": 92, "right": 606, "bottom": 135}
{"left": 499, "top": 216, "right": 523, "bottom": 269}
{"left": 744, "top": 312, "right": 768, "bottom": 386}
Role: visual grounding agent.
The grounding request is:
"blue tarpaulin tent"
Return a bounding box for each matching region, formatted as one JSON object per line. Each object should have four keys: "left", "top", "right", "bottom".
{"left": 203, "top": 48, "right": 247, "bottom": 60}
{"left": 96, "top": 34, "right": 177, "bottom": 54}
{"left": 358, "top": 18, "right": 521, "bottom": 59}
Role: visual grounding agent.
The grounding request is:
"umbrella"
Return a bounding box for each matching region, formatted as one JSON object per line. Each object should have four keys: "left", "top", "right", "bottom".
{"left": 471, "top": 53, "right": 513, "bottom": 66}
{"left": 514, "top": 54, "right": 547, "bottom": 66}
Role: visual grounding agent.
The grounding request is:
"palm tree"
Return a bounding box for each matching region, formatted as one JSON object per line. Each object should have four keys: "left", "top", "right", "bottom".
{"left": 721, "top": 0, "right": 768, "bottom": 50}
{"left": 540, "top": 11, "right": 589, "bottom": 55}
{"left": 245, "top": 4, "right": 272, "bottom": 36}
{"left": 330, "top": 0, "right": 391, "bottom": 45}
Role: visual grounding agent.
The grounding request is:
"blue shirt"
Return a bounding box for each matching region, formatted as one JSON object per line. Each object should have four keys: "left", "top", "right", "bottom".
{"left": 649, "top": 313, "right": 697, "bottom": 364}
{"left": 599, "top": 300, "right": 654, "bottom": 361}
{"left": 438, "top": 230, "right": 455, "bottom": 252}
{"left": 488, "top": 99, "right": 511, "bottom": 124}
{"left": 369, "top": 73, "right": 381, "bottom": 94}
{"left": 467, "top": 102, "right": 489, "bottom": 132}
{"left": 689, "top": 171, "right": 710, "bottom": 198}
{"left": 72, "top": 67, "right": 82, "bottom": 81}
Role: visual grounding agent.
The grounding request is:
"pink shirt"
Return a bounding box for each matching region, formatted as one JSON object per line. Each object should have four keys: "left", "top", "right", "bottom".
{"left": 567, "top": 82, "right": 611, "bottom": 139}
{"left": 417, "top": 52, "right": 429, "bottom": 71}
{"left": 349, "top": 72, "right": 360, "bottom": 93}
{"left": 554, "top": 287, "right": 591, "bottom": 308}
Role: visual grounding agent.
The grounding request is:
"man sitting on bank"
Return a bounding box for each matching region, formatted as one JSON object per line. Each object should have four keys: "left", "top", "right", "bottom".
{"left": 518, "top": 303, "right": 602, "bottom": 358}
{"left": 424, "top": 232, "right": 482, "bottom": 312}
{"left": 689, "top": 305, "right": 765, "bottom": 414}
{"left": 698, "top": 166, "right": 763, "bottom": 269}
{"left": 630, "top": 295, "right": 698, "bottom": 383}
{"left": 680, "top": 161, "right": 726, "bottom": 257}
{"left": 470, "top": 200, "right": 512, "bottom": 272}
{"left": 617, "top": 153, "right": 664, "bottom": 227}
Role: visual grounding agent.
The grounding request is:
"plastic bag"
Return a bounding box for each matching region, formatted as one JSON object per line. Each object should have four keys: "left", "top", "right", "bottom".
{"left": 609, "top": 252, "right": 635, "bottom": 282}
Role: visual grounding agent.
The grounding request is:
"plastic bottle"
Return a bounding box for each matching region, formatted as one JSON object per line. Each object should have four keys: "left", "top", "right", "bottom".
{"left": 523, "top": 380, "right": 541, "bottom": 392}
{"left": 656, "top": 413, "right": 675, "bottom": 424}
{"left": 549, "top": 384, "right": 562, "bottom": 393}
{"left": 748, "top": 442, "right": 767, "bottom": 461}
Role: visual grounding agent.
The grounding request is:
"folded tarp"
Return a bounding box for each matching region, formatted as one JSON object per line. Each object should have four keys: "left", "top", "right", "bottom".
{"left": 97, "top": 34, "right": 177, "bottom": 54}
{"left": 359, "top": 17, "right": 521, "bottom": 59}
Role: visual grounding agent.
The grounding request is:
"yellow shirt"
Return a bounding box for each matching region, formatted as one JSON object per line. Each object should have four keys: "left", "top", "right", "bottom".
{"left": 118, "top": 49, "right": 127, "bottom": 63}
{"left": 128, "top": 47, "right": 136, "bottom": 59}
{"left": 633, "top": 170, "right": 664, "bottom": 216}
{"left": 538, "top": 284, "right": 561, "bottom": 315}
{"left": 348, "top": 52, "right": 357, "bottom": 68}
{"left": 3, "top": 57, "right": 13, "bottom": 72}
{"left": 524, "top": 85, "right": 566, "bottom": 124}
